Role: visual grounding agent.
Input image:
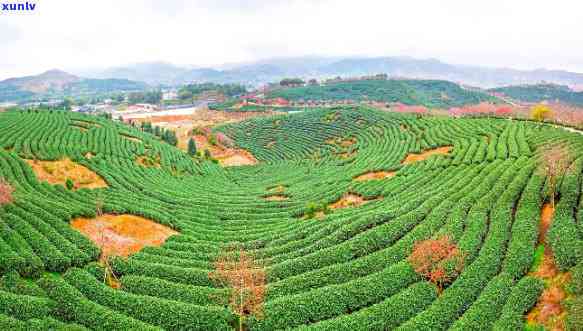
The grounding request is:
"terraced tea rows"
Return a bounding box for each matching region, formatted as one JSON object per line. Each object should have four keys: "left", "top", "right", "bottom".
{"left": 0, "top": 107, "right": 582, "bottom": 330}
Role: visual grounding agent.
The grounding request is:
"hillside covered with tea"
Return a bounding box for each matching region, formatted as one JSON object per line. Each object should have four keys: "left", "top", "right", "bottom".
{"left": 267, "top": 79, "right": 499, "bottom": 108}
{"left": 0, "top": 107, "right": 582, "bottom": 330}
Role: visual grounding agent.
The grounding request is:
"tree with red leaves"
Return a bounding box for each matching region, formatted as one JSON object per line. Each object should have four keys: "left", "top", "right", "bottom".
{"left": 538, "top": 143, "right": 572, "bottom": 208}
{"left": 0, "top": 177, "right": 14, "bottom": 207}
{"left": 408, "top": 236, "right": 465, "bottom": 292}
{"left": 210, "top": 247, "right": 266, "bottom": 331}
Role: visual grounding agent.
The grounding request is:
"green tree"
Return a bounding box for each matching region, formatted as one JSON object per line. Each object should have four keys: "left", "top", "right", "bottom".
{"left": 188, "top": 138, "right": 197, "bottom": 156}
{"left": 162, "top": 130, "right": 178, "bottom": 146}
{"left": 61, "top": 97, "right": 74, "bottom": 110}
{"left": 178, "top": 89, "right": 194, "bottom": 101}
{"left": 65, "top": 178, "right": 74, "bottom": 190}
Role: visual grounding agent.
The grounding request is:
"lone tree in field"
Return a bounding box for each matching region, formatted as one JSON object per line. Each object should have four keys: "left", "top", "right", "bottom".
{"left": 408, "top": 236, "right": 465, "bottom": 292}
{"left": 538, "top": 143, "right": 572, "bottom": 208}
{"left": 187, "top": 138, "right": 197, "bottom": 156}
{"left": 531, "top": 104, "right": 553, "bottom": 122}
{"left": 210, "top": 247, "right": 266, "bottom": 331}
{"left": 94, "top": 193, "right": 119, "bottom": 288}
{"left": 0, "top": 177, "right": 14, "bottom": 207}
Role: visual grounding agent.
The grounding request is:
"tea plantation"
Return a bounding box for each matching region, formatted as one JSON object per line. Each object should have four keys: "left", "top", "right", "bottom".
{"left": 0, "top": 106, "right": 582, "bottom": 330}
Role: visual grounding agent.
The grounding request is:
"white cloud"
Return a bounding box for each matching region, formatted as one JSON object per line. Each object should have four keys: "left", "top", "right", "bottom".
{"left": 0, "top": 0, "right": 582, "bottom": 79}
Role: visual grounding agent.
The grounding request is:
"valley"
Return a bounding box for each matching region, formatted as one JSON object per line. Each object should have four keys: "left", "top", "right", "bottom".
{"left": 0, "top": 104, "right": 581, "bottom": 330}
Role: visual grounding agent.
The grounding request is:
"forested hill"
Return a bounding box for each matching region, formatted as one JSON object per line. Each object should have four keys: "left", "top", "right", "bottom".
{"left": 0, "top": 70, "right": 147, "bottom": 103}
{"left": 268, "top": 79, "right": 500, "bottom": 108}
{"left": 490, "top": 84, "right": 583, "bottom": 106}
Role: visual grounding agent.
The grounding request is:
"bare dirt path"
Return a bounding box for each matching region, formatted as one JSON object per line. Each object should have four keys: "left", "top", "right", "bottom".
{"left": 527, "top": 203, "right": 571, "bottom": 331}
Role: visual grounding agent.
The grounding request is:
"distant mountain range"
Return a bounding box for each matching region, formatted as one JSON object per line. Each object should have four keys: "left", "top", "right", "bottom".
{"left": 4, "top": 56, "right": 583, "bottom": 104}
{"left": 78, "top": 56, "right": 583, "bottom": 88}
{"left": 0, "top": 70, "right": 147, "bottom": 103}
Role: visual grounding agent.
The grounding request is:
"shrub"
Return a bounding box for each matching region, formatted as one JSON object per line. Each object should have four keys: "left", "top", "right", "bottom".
{"left": 0, "top": 290, "right": 55, "bottom": 320}
{"left": 187, "top": 138, "right": 197, "bottom": 156}
{"left": 566, "top": 262, "right": 583, "bottom": 330}
{"left": 492, "top": 276, "right": 544, "bottom": 331}
{"left": 65, "top": 178, "right": 74, "bottom": 191}
{"left": 408, "top": 236, "right": 465, "bottom": 292}
{"left": 37, "top": 274, "right": 159, "bottom": 330}
{"left": 530, "top": 244, "right": 545, "bottom": 272}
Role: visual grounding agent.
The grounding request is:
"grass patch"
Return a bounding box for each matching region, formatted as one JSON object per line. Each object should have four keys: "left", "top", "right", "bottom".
{"left": 530, "top": 244, "right": 546, "bottom": 273}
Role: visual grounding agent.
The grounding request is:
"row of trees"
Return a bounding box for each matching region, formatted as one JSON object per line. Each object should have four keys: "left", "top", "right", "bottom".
{"left": 279, "top": 78, "right": 305, "bottom": 87}
{"left": 178, "top": 83, "right": 246, "bottom": 101}
{"left": 140, "top": 121, "right": 178, "bottom": 146}
{"left": 270, "top": 79, "right": 498, "bottom": 108}
{"left": 128, "top": 91, "right": 162, "bottom": 105}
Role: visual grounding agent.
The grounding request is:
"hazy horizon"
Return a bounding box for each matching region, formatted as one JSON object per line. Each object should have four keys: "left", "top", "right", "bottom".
{"left": 1, "top": 0, "right": 583, "bottom": 80}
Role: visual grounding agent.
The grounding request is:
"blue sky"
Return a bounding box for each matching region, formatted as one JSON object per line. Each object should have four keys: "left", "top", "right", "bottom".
{"left": 0, "top": 0, "right": 582, "bottom": 79}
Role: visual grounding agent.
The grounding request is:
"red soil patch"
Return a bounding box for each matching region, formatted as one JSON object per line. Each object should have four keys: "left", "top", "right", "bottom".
{"left": 326, "top": 137, "right": 357, "bottom": 147}
{"left": 527, "top": 203, "right": 572, "bottom": 331}
{"left": 219, "top": 152, "right": 257, "bottom": 167}
{"left": 136, "top": 155, "right": 161, "bottom": 168}
{"left": 329, "top": 193, "right": 382, "bottom": 210}
{"left": 194, "top": 134, "right": 257, "bottom": 167}
{"left": 150, "top": 115, "right": 194, "bottom": 123}
{"left": 323, "top": 112, "right": 340, "bottom": 123}
{"left": 402, "top": 146, "right": 453, "bottom": 165}
{"left": 264, "top": 195, "right": 289, "bottom": 201}
{"left": 26, "top": 159, "right": 107, "bottom": 190}
{"left": 190, "top": 109, "right": 281, "bottom": 128}
{"left": 339, "top": 138, "right": 357, "bottom": 148}
{"left": 538, "top": 204, "right": 555, "bottom": 248}
{"left": 354, "top": 171, "right": 396, "bottom": 181}
{"left": 337, "top": 151, "right": 357, "bottom": 159}
{"left": 71, "top": 214, "right": 178, "bottom": 262}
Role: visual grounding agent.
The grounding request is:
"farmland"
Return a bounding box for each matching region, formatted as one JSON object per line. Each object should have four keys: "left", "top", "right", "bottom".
{"left": 0, "top": 106, "right": 582, "bottom": 330}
